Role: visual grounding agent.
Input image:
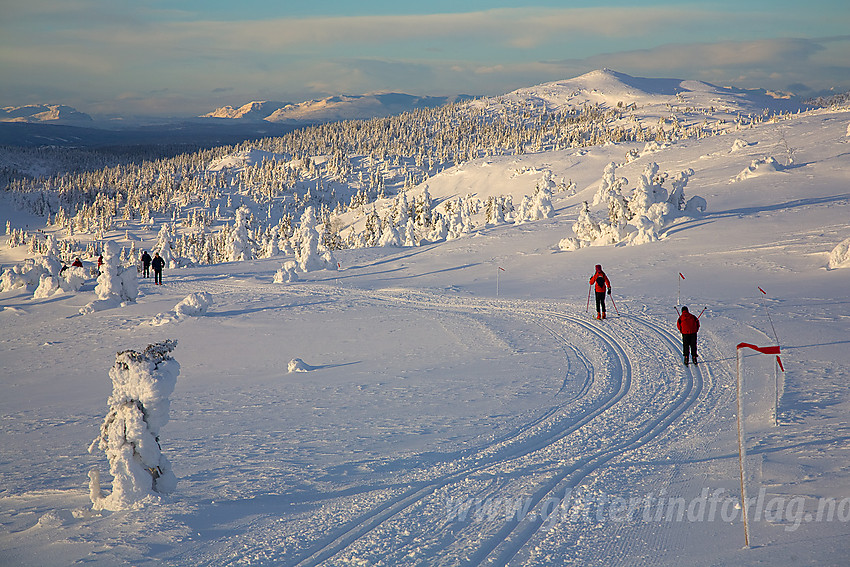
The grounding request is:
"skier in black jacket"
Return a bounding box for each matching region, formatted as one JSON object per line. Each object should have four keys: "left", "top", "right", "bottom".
{"left": 141, "top": 251, "right": 152, "bottom": 278}
{"left": 151, "top": 252, "right": 165, "bottom": 285}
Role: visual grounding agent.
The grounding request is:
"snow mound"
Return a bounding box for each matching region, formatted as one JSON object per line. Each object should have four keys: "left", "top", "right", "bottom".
{"left": 288, "top": 358, "right": 312, "bottom": 373}
{"left": 174, "top": 291, "right": 214, "bottom": 317}
{"left": 734, "top": 157, "right": 783, "bottom": 181}
{"left": 827, "top": 237, "right": 850, "bottom": 269}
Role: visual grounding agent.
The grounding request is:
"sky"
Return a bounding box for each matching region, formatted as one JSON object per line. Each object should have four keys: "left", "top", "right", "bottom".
{"left": 1, "top": 0, "right": 849, "bottom": 120}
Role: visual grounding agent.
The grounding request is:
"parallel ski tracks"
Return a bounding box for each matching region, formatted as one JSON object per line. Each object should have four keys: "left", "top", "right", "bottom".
{"left": 177, "top": 281, "right": 708, "bottom": 566}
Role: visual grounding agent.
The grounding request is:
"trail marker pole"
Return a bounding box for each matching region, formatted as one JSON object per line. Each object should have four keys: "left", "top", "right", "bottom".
{"left": 735, "top": 342, "right": 782, "bottom": 548}
{"left": 735, "top": 347, "right": 751, "bottom": 549}
{"left": 496, "top": 266, "right": 505, "bottom": 296}
{"left": 757, "top": 286, "right": 785, "bottom": 426}
{"left": 678, "top": 272, "right": 685, "bottom": 306}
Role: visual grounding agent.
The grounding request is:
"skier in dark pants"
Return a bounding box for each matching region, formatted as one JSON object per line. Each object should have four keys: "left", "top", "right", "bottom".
{"left": 151, "top": 252, "right": 165, "bottom": 285}
{"left": 677, "top": 306, "right": 700, "bottom": 365}
{"left": 589, "top": 264, "right": 611, "bottom": 319}
{"left": 141, "top": 251, "right": 152, "bottom": 278}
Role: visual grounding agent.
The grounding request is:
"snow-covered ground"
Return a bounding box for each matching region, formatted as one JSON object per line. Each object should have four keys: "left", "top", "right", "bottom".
{"left": 2, "top": 78, "right": 850, "bottom": 566}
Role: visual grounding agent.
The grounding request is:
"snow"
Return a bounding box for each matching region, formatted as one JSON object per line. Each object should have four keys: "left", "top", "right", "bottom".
{"left": 2, "top": 72, "right": 850, "bottom": 566}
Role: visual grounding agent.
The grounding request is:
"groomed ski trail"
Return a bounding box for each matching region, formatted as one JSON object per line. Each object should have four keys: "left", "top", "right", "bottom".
{"left": 220, "top": 284, "right": 714, "bottom": 567}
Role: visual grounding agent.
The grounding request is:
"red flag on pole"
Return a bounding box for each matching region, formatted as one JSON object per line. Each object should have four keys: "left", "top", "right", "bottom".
{"left": 736, "top": 342, "right": 781, "bottom": 355}
{"left": 758, "top": 287, "right": 767, "bottom": 295}
{"left": 679, "top": 272, "right": 685, "bottom": 280}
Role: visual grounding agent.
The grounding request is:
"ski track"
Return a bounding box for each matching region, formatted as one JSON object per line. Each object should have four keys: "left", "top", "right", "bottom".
{"left": 170, "top": 279, "right": 711, "bottom": 567}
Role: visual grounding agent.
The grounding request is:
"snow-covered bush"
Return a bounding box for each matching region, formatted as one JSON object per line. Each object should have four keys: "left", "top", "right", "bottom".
{"left": 828, "top": 237, "right": 850, "bottom": 269}
{"left": 274, "top": 261, "right": 300, "bottom": 283}
{"left": 88, "top": 340, "right": 179, "bottom": 511}
{"left": 174, "top": 292, "right": 214, "bottom": 317}
{"left": 0, "top": 235, "right": 67, "bottom": 295}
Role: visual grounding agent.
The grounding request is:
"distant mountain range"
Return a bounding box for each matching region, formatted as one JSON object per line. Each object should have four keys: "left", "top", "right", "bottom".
{"left": 1, "top": 104, "right": 93, "bottom": 124}
{"left": 0, "top": 70, "right": 807, "bottom": 148}
{"left": 201, "top": 93, "right": 473, "bottom": 123}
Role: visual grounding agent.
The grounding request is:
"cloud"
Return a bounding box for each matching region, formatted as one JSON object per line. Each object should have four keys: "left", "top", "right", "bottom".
{"left": 3, "top": 4, "right": 847, "bottom": 116}
{"left": 537, "top": 37, "right": 850, "bottom": 92}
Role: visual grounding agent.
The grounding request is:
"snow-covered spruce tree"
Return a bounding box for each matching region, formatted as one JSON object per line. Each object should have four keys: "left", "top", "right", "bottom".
{"left": 514, "top": 183, "right": 555, "bottom": 224}
{"left": 378, "top": 220, "right": 402, "bottom": 247}
{"left": 293, "top": 206, "right": 337, "bottom": 272}
{"left": 88, "top": 340, "right": 179, "bottom": 511}
{"left": 80, "top": 240, "right": 138, "bottom": 314}
{"left": 227, "top": 205, "right": 256, "bottom": 262}
{"left": 154, "top": 224, "right": 176, "bottom": 268}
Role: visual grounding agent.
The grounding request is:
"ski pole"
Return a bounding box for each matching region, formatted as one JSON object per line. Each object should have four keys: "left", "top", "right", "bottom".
{"left": 609, "top": 292, "right": 620, "bottom": 316}
{"left": 586, "top": 284, "right": 592, "bottom": 313}
{"left": 697, "top": 307, "right": 707, "bottom": 319}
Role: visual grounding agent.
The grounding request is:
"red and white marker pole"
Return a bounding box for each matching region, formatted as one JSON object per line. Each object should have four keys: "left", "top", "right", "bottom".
{"left": 735, "top": 342, "right": 782, "bottom": 548}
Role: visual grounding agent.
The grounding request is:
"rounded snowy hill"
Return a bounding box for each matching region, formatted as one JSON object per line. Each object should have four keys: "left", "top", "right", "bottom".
{"left": 478, "top": 68, "right": 804, "bottom": 116}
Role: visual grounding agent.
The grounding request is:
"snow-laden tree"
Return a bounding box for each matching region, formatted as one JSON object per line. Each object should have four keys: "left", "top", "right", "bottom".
{"left": 565, "top": 162, "right": 704, "bottom": 250}
{"left": 293, "top": 206, "right": 337, "bottom": 272}
{"left": 378, "top": 221, "right": 402, "bottom": 247}
{"left": 571, "top": 201, "right": 603, "bottom": 243}
{"left": 227, "top": 205, "right": 256, "bottom": 262}
{"left": 592, "top": 162, "right": 629, "bottom": 206}
{"left": 155, "top": 224, "right": 176, "bottom": 268}
{"left": 80, "top": 240, "right": 137, "bottom": 314}
{"left": 88, "top": 340, "right": 179, "bottom": 511}
{"left": 514, "top": 184, "right": 555, "bottom": 224}
{"left": 403, "top": 217, "right": 417, "bottom": 247}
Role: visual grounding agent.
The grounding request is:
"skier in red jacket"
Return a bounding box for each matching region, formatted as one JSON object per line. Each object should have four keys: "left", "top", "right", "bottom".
{"left": 589, "top": 264, "right": 611, "bottom": 319}
{"left": 677, "top": 306, "right": 700, "bottom": 365}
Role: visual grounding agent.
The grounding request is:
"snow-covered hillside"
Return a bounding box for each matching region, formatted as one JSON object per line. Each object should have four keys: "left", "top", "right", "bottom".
{"left": 1, "top": 70, "right": 850, "bottom": 566}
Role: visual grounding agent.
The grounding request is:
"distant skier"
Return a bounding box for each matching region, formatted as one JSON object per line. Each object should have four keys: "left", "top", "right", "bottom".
{"left": 151, "top": 252, "right": 165, "bottom": 285}
{"left": 677, "top": 306, "right": 700, "bottom": 365}
{"left": 589, "top": 264, "right": 611, "bottom": 319}
{"left": 141, "top": 250, "right": 152, "bottom": 278}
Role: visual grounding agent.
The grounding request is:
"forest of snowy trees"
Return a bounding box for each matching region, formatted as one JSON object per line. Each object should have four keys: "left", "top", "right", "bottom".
{"left": 1, "top": 92, "right": 814, "bottom": 276}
